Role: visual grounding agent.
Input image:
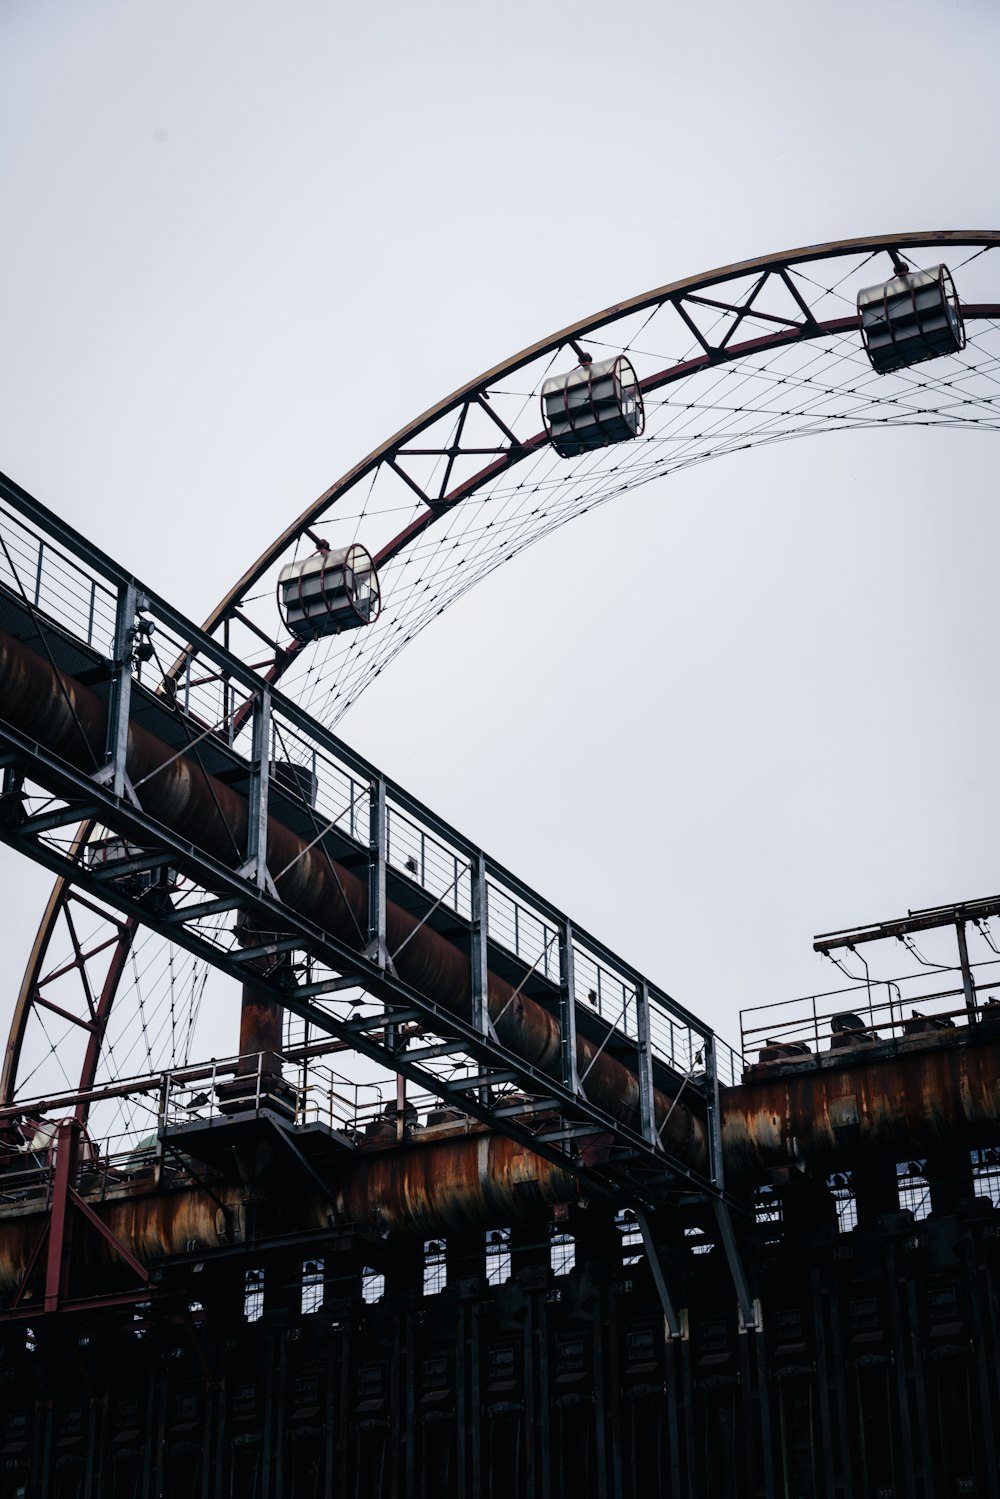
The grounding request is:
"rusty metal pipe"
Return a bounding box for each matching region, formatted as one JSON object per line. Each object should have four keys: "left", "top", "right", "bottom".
{"left": 237, "top": 982, "right": 284, "bottom": 1076}
{"left": 0, "top": 1132, "right": 580, "bottom": 1293}
{"left": 0, "top": 631, "right": 706, "bottom": 1169}
{"left": 4, "top": 1027, "right": 1000, "bottom": 1294}
{"left": 327, "top": 1131, "right": 579, "bottom": 1238}
{"left": 722, "top": 1027, "right": 1000, "bottom": 1177}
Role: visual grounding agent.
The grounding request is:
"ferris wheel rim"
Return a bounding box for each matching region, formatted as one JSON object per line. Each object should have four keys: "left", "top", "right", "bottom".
{"left": 6, "top": 229, "right": 1000, "bottom": 1114}
{"left": 196, "top": 229, "right": 1000, "bottom": 635}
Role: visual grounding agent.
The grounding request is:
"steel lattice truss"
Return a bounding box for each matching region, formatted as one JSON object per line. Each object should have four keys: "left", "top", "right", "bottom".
{"left": 3, "top": 231, "right": 999, "bottom": 1139}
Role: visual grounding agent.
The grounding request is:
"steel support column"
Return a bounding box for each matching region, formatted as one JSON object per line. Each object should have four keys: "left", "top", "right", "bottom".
{"left": 635, "top": 1207, "right": 683, "bottom": 1341}
{"left": 558, "top": 919, "right": 580, "bottom": 1098}
{"left": 957, "top": 919, "right": 978, "bottom": 1020}
{"left": 239, "top": 686, "right": 277, "bottom": 897}
{"left": 635, "top": 980, "right": 659, "bottom": 1149}
{"left": 704, "top": 1033, "right": 758, "bottom": 1329}
{"left": 96, "top": 581, "right": 139, "bottom": 805}
{"left": 365, "top": 775, "right": 391, "bottom": 972}
{"left": 469, "top": 851, "right": 491, "bottom": 1041}
{"left": 44, "top": 1120, "right": 77, "bottom": 1312}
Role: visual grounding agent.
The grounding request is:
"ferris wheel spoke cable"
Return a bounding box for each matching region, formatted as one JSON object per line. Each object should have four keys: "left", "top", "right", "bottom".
{"left": 295, "top": 335, "right": 1000, "bottom": 724}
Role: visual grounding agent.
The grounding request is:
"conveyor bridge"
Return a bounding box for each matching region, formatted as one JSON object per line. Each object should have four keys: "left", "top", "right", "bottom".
{"left": 0, "top": 472, "right": 746, "bottom": 1300}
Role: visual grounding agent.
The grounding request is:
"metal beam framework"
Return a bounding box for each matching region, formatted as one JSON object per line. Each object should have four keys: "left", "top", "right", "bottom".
{"left": 0, "top": 478, "right": 740, "bottom": 1230}
{"left": 0, "top": 712, "right": 717, "bottom": 1213}
{"left": 8, "top": 236, "right": 1000, "bottom": 1125}
{"left": 814, "top": 893, "right": 1000, "bottom": 950}
{"left": 186, "top": 233, "right": 1000, "bottom": 639}
{"left": 2, "top": 235, "right": 996, "bottom": 1334}
{"left": 814, "top": 894, "right": 1000, "bottom": 1022}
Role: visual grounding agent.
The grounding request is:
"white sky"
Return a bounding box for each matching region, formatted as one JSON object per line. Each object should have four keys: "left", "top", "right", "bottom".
{"left": 2, "top": 0, "right": 1000, "bottom": 1076}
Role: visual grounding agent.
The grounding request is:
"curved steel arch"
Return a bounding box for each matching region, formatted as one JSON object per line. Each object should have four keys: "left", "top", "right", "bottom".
{"left": 205, "top": 229, "right": 1000, "bottom": 635}
{"left": 6, "top": 229, "right": 1000, "bottom": 1114}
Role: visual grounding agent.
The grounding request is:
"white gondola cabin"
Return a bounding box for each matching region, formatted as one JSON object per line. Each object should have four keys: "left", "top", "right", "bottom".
{"left": 278, "top": 543, "right": 381, "bottom": 641}
{"left": 541, "top": 354, "right": 644, "bottom": 458}
{"left": 857, "top": 263, "right": 965, "bottom": 374}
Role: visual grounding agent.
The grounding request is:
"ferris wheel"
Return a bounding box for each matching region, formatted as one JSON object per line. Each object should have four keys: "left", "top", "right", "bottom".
{"left": 5, "top": 230, "right": 1000, "bottom": 1140}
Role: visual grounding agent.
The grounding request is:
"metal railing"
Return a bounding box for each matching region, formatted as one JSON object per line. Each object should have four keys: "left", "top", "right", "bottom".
{"left": 159, "top": 1050, "right": 383, "bottom": 1137}
{"left": 0, "top": 487, "right": 739, "bottom": 1097}
{"left": 741, "top": 960, "right": 1000, "bottom": 1062}
{"left": 0, "top": 477, "right": 752, "bottom": 1219}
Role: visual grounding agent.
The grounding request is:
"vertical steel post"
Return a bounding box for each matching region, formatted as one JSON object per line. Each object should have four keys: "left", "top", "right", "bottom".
{"left": 468, "top": 1298, "right": 483, "bottom": 1499}
{"left": 243, "top": 687, "right": 273, "bottom": 893}
{"left": 44, "top": 1120, "right": 79, "bottom": 1312}
{"left": 366, "top": 776, "right": 389, "bottom": 970}
{"left": 103, "top": 581, "right": 137, "bottom": 802}
{"left": 635, "top": 980, "right": 659, "bottom": 1148}
{"left": 470, "top": 851, "right": 491, "bottom": 1040}
{"left": 957, "top": 920, "right": 978, "bottom": 1020}
{"left": 635, "top": 1207, "right": 682, "bottom": 1340}
{"left": 558, "top": 920, "right": 580, "bottom": 1097}
{"left": 712, "top": 1193, "right": 758, "bottom": 1331}
{"left": 237, "top": 692, "right": 282, "bottom": 1072}
{"left": 470, "top": 851, "right": 494, "bottom": 1109}
{"left": 704, "top": 1032, "right": 724, "bottom": 1191}
{"left": 704, "top": 1031, "right": 758, "bottom": 1328}
{"left": 394, "top": 1068, "right": 407, "bottom": 1142}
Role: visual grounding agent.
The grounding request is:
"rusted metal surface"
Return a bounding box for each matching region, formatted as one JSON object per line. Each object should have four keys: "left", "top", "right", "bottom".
{"left": 724, "top": 1019, "right": 1000, "bottom": 1176}
{"left": 0, "top": 1180, "right": 246, "bottom": 1294}
{"left": 0, "top": 1130, "right": 579, "bottom": 1292}
{"left": 328, "top": 1130, "right": 578, "bottom": 1237}
{"left": 3, "top": 1016, "right": 1000, "bottom": 1296}
{"left": 237, "top": 983, "right": 284, "bottom": 1074}
{"left": 0, "top": 629, "right": 705, "bottom": 1167}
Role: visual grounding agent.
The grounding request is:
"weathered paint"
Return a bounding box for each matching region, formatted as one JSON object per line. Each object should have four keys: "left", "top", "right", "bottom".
{"left": 0, "top": 1179, "right": 245, "bottom": 1293}
{"left": 328, "top": 1131, "right": 578, "bottom": 1237}
{"left": 724, "top": 1021, "right": 1000, "bottom": 1175}
{"left": 0, "top": 1131, "right": 578, "bottom": 1292}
